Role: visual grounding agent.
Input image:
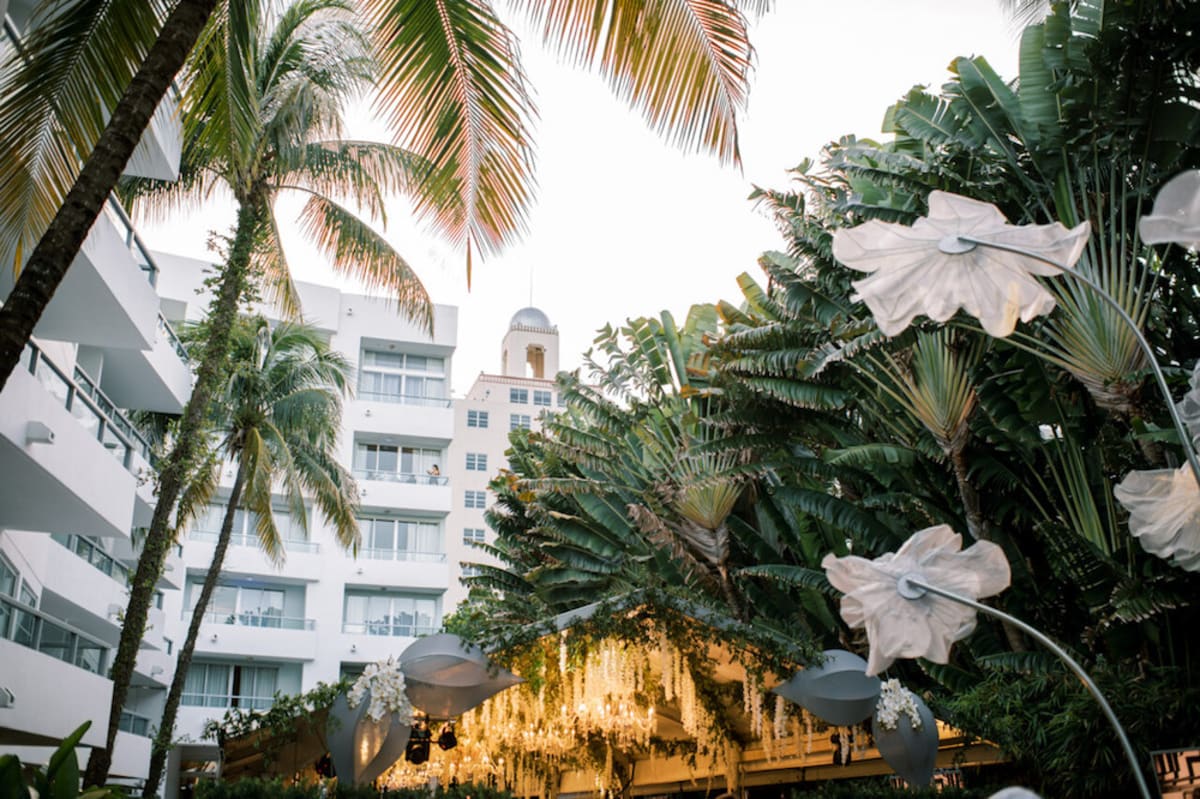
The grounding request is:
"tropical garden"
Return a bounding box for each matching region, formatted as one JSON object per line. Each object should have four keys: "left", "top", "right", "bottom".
{"left": 441, "top": 2, "right": 1200, "bottom": 797}
{"left": 2, "top": 0, "right": 1200, "bottom": 798}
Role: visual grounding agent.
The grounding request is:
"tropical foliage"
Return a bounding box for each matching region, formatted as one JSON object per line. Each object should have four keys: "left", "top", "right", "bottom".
{"left": 454, "top": 3, "right": 1200, "bottom": 797}
{"left": 143, "top": 317, "right": 359, "bottom": 796}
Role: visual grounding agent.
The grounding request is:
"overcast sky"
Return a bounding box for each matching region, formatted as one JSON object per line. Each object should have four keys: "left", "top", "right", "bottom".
{"left": 140, "top": 0, "right": 1024, "bottom": 395}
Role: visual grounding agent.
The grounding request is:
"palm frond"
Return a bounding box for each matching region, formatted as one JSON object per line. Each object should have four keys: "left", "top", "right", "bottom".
{"left": 291, "top": 190, "right": 433, "bottom": 331}
{"left": 512, "top": 0, "right": 751, "bottom": 165}
{"left": 365, "top": 0, "right": 537, "bottom": 276}
{"left": 0, "top": 0, "right": 166, "bottom": 270}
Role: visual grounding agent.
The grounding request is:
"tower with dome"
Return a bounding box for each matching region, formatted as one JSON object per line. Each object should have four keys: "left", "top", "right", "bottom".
{"left": 443, "top": 306, "right": 565, "bottom": 609}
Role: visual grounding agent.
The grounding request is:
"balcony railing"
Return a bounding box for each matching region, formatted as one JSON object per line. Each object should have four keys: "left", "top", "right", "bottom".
{"left": 181, "top": 694, "right": 274, "bottom": 711}
{"left": 51, "top": 533, "right": 132, "bottom": 587}
{"left": 190, "top": 609, "right": 315, "bottom": 631}
{"left": 358, "top": 547, "right": 446, "bottom": 563}
{"left": 118, "top": 710, "right": 153, "bottom": 737}
{"left": 24, "top": 342, "right": 155, "bottom": 472}
{"left": 357, "top": 391, "right": 451, "bottom": 408}
{"left": 157, "top": 312, "right": 191, "bottom": 367}
{"left": 103, "top": 195, "right": 159, "bottom": 287}
{"left": 187, "top": 529, "right": 320, "bottom": 554}
{"left": 0, "top": 594, "right": 109, "bottom": 675}
{"left": 341, "top": 622, "right": 439, "bottom": 637}
{"left": 353, "top": 469, "right": 448, "bottom": 486}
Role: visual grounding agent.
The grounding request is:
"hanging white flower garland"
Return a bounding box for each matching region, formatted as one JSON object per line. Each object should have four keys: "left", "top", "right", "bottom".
{"left": 348, "top": 657, "right": 414, "bottom": 723}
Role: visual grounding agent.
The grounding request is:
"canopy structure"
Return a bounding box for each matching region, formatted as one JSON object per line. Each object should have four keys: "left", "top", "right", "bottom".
{"left": 214, "top": 600, "right": 1005, "bottom": 792}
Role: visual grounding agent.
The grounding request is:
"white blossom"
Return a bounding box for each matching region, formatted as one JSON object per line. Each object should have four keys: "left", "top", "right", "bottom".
{"left": 348, "top": 657, "right": 414, "bottom": 723}
{"left": 874, "top": 679, "right": 921, "bottom": 732}
{"left": 822, "top": 525, "right": 1011, "bottom": 676}
{"left": 1114, "top": 465, "right": 1200, "bottom": 572}
{"left": 1139, "top": 170, "right": 1200, "bottom": 250}
{"left": 832, "top": 191, "right": 1090, "bottom": 338}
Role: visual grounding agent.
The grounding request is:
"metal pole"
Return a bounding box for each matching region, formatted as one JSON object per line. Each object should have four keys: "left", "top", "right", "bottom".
{"left": 956, "top": 234, "right": 1200, "bottom": 491}
{"left": 898, "top": 574, "right": 1153, "bottom": 799}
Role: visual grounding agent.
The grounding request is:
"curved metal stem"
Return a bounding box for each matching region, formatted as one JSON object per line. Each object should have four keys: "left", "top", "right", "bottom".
{"left": 900, "top": 575, "right": 1153, "bottom": 799}
{"left": 958, "top": 235, "right": 1200, "bottom": 491}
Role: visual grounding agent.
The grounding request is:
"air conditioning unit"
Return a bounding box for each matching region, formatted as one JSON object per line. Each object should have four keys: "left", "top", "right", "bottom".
{"left": 25, "top": 421, "right": 55, "bottom": 445}
{"left": 0, "top": 686, "right": 14, "bottom": 709}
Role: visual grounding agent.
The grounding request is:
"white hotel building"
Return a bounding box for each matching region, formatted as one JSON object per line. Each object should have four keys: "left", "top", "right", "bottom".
{"left": 0, "top": 0, "right": 188, "bottom": 783}
{"left": 149, "top": 257, "right": 567, "bottom": 792}
{"left": 0, "top": 6, "right": 568, "bottom": 784}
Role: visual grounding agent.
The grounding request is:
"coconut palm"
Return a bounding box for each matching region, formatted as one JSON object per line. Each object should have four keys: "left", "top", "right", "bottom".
{"left": 0, "top": 0, "right": 764, "bottom": 391}
{"left": 142, "top": 316, "right": 357, "bottom": 797}
{"left": 85, "top": 0, "right": 433, "bottom": 783}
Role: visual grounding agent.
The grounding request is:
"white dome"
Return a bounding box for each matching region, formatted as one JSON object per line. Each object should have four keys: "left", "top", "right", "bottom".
{"left": 509, "top": 306, "right": 553, "bottom": 330}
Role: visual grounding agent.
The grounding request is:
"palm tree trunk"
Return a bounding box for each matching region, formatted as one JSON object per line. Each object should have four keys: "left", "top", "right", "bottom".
{"left": 143, "top": 459, "right": 247, "bottom": 798}
{"left": 949, "top": 447, "right": 987, "bottom": 542}
{"left": 84, "top": 198, "right": 267, "bottom": 788}
{"left": 0, "top": 0, "right": 218, "bottom": 391}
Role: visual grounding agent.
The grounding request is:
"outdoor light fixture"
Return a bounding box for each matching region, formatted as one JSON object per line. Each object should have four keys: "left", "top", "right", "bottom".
{"left": 437, "top": 722, "right": 457, "bottom": 751}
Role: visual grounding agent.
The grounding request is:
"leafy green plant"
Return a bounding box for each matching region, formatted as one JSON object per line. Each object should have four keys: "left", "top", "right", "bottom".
{"left": 0, "top": 722, "right": 116, "bottom": 799}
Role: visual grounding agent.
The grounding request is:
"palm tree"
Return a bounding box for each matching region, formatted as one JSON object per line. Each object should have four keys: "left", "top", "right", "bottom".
{"left": 85, "top": 0, "right": 434, "bottom": 783}
{"left": 0, "top": 0, "right": 764, "bottom": 390}
{"left": 142, "top": 316, "right": 358, "bottom": 797}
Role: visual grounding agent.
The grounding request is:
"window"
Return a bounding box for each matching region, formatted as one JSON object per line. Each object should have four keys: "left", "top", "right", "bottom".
{"left": 558, "top": 393, "right": 567, "bottom": 408}
{"left": 467, "top": 410, "right": 489, "bottom": 428}
{"left": 464, "top": 490, "right": 487, "bottom": 509}
{"left": 191, "top": 505, "right": 314, "bottom": 551}
{"left": 191, "top": 582, "right": 287, "bottom": 628}
{"left": 510, "top": 414, "right": 531, "bottom": 430}
{"left": 463, "top": 528, "right": 486, "bottom": 545}
{"left": 355, "top": 443, "right": 443, "bottom": 482}
{"left": 533, "top": 390, "right": 552, "bottom": 407}
{"left": 342, "top": 590, "right": 439, "bottom": 637}
{"left": 358, "top": 516, "right": 443, "bottom": 561}
{"left": 0, "top": 555, "right": 15, "bottom": 598}
{"left": 359, "top": 349, "right": 446, "bottom": 405}
{"left": 509, "top": 388, "right": 529, "bottom": 404}
{"left": 461, "top": 565, "right": 482, "bottom": 579}
{"left": 465, "top": 452, "right": 488, "bottom": 472}
{"left": 182, "top": 663, "right": 279, "bottom": 710}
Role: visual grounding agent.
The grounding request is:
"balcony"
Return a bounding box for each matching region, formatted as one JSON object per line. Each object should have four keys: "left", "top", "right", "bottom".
{"left": 111, "top": 729, "right": 153, "bottom": 781}
{"left": 0, "top": 347, "right": 143, "bottom": 538}
{"left": 355, "top": 470, "right": 452, "bottom": 514}
{"left": 348, "top": 395, "right": 453, "bottom": 441}
{"left": 194, "top": 615, "right": 318, "bottom": 661}
{"left": 0, "top": 597, "right": 112, "bottom": 748}
{"left": 98, "top": 312, "right": 193, "bottom": 414}
{"left": 345, "top": 555, "right": 450, "bottom": 591}
{"left": 134, "top": 645, "right": 173, "bottom": 689}
{"left": 124, "top": 87, "right": 182, "bottom": 182}
{"left": 185, "top": 530, "right": 324, "bottom": 581}
{"left": 0, "top": 197, "right": 163, "bottom": 353}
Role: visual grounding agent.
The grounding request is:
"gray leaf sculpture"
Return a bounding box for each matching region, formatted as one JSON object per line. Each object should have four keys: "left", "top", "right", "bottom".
{"left": 872, "top": 690, "right": 938, "bottom": 786}
{"left": 326, "top": 692, "right": 367, "bottom": 783}
{"left": 358, "top": 712, "right": 412, "bottom": 786}
{"left": 398, "top": 633, "right": 523, "bottom": 718}
{"left": 771, "top": 649, "right": 881, "bottom": 726}
{"left": 326, "top": 689, "right": 411, "bottom": 785}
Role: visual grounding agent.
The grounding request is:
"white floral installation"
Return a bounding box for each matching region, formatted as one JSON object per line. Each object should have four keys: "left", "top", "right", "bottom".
{"left": 348, "top": 657, "right": 414, "bottom": 723}
{"left": 831, "top": 190, "right": 1090, "bottom": 338}
{"left": 874, "top": 679, "right": 922, "bottom": 732}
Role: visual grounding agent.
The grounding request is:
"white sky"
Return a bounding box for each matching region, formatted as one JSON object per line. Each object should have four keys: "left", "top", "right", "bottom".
{"left": 138, "top": 0, "right": 1023, "bottom": 396}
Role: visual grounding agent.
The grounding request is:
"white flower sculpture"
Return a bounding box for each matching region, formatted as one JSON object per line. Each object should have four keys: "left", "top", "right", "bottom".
{"left": 1114, "top": 466, "right": 1200, "bottom": 572}
{"left": 348, "top": 657, "right": 414, "bottom": 723}
{"left": 1113, "top": 360, "right": 1200, "bottom": 572}
{"left": 1139, "top": 169, "right": 1200, "bottom": 250}
{"left": 831, "top": 191, "right": 1090, "bottom": 337}
{"left": 822, "top": 525, "right": 1011, "bottom": 676}
{"left": 874, "top": 679, "right": 921, "bottom": 732}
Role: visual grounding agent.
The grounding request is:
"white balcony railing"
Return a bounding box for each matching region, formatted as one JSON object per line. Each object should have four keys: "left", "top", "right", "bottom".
{"left": 0, "top": 594, "right": 109, "bottom": 675}
{"left": 354, "top": 469, "right": 448, "bottom": 486}
{"left": 189, "top": 609, "right": 315, "bottom": 631}
{"left": 357, "top": 547, "right": 446, "bottom": 563}
{"left": 23, "top": 342, "right": 156, "bottom": 472}
{"left": 187, "top": 529, "right": 320, "bottom": 554}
